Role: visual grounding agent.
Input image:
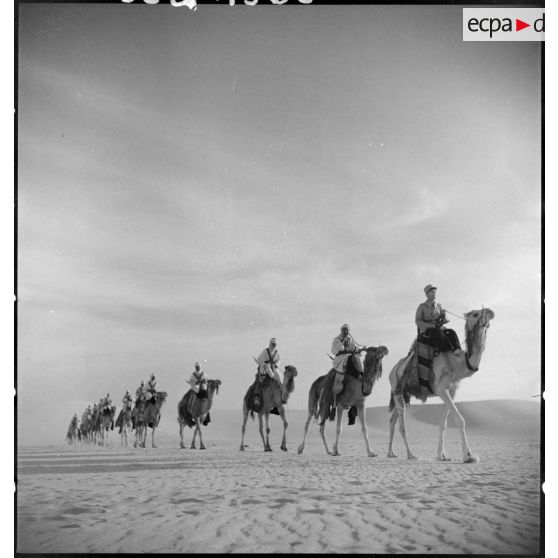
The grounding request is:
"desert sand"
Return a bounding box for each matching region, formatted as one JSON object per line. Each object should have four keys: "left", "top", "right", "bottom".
{"left": 17, "top": 400, "right": 541, "bottom": 554}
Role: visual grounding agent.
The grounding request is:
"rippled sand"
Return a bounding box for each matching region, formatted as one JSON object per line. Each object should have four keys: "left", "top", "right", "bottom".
{"left": 17, "top": 437, "right": 540, "bottom": 554}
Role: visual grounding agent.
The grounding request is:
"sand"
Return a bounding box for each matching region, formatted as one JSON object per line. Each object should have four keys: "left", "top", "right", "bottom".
{"left": 17, "top": 401, "right": 541, "bottom": 554}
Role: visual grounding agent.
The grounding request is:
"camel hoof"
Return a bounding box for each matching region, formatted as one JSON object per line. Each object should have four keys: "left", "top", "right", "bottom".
{"left": 464, "top": 455, "right": 479, "bottom": 464}
{"left": 297, "top": 446, "right": 304, "bottom": 455}
{"left": 190, "top": 446, "right": 196, "bottom": 450}
{"left": 438, "top": 455, "right": 451, "bottom": 461}
{"left": 387, "top": 452, "right": 398, "bottom": 458}
{"left": 407, "top": 454, "right": 417, "bottom": 460}
{"left": 280, "top": 445, "right": 287, "bottom": 452}
{"left": 200, "top": 445, "right": 206, "bottom": 450}
{"left": 180, "top": 444, "right": 185, "bottom": 449}
{"left": 330, "top": 451, "right": 340, "bottom": 457}
{"left": 152, "top": 445, "right": 157, "bottom": 449}
{"left": 367, "top": 452, "right": 378, "bottom": 458}
{"left": 239, "top": 445, "right": 245, "bottom": 452}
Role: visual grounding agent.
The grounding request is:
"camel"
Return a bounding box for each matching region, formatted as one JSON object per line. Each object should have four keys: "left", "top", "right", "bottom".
{"left": 132, "top": 400, "right": 147, "bottom": 448}
{"left": 116, "top": 403, "right": 133, "bottom": 447}
{"left": 297, "top": 346, "right": 389, "bottom": 457}
{"left": 66, "top": 417, "right": 78, "bottom": 445}
{"left": 387, "top": 308, "right": 495, "bottom": 463}
{"left": 240, "top": 365, "right": 298, "bottom": 452}
{"left": 136, "top": 392, "right": 167, "bottom": 448}
{"left": 178, "top": 379, "right": 222, "bottom": 449}
{"left": 90, "top": 408, "right": 101, "bottom": 445}
{"left": 79, "top": 414, "right": 93, "bottom": 444}
{"left": 98, "top": 405, "right": 116, "bottom": 446}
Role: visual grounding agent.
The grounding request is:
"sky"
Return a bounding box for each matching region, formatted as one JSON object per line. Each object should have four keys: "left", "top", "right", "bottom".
{"left": 16, "top": 3, "right": 541, "bottom": 446}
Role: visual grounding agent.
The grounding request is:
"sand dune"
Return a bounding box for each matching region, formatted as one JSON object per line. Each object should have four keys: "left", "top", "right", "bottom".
{"left": 16, "top": 399, "right": 540, "bottom": 554}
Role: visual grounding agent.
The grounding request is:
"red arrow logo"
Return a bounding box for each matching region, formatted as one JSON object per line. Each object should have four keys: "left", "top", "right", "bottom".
{"left": 516, "top": 19, "right": 530, "bottom": 31}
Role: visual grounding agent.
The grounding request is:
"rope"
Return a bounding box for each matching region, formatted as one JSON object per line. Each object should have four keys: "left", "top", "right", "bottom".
{"left": 445, "top": 309, "right": 466, "bottom": 321}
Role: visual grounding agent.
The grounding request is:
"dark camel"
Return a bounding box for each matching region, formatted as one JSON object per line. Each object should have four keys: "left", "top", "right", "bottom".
{"left": 297, "top": 346, "right": 389, "bottom": 456}
{"left": 178, "top": 379, "right": 222, "bottom": 449}
{"left": 240, "top": 365, "right": 298, "bottom": 452}
{"left": 136, "top": 392, "right": 167, "bottom": 448}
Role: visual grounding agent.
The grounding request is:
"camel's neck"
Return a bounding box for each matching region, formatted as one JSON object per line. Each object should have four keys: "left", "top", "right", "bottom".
{"left": 281, "top": 374, "right": 294, "bottom": 402}
{"left": 206, "top": 390, "right": 216, "bottom": 406}
{"left": 464, "top": 325, "right": 487, "bottom": 373}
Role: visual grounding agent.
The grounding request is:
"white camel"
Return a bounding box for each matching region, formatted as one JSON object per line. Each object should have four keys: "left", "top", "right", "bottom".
{"left": 387, "top": 308, "right": 495, "bottom": 463}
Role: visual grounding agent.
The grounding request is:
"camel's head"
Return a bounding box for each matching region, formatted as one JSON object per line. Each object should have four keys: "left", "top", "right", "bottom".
{"left": 464, "top": 308, "right": 494, "bottom": 355}
{"left": 208, "top": 379, "right": 222, "bottom": 395}
{"left": 282, "top": 365, "right": 298, "bottom": 400}
{"left": 464, "top": 308, "right": 495, "bottom": 331}
{"left": 362, "top": 345, "right": 389, "bottom": 396}
{"left": 284, "top": 365, "right": 298, "bottom": 378}
{"left": 157, "top": 391, "right": 168, "bottom": 403}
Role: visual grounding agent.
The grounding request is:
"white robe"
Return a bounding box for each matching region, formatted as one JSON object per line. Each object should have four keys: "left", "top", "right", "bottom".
{"left": 331, "top": 334, "right": 362, "bottom": 373}
{"left": 256, "top": 347, "right": 282, "bottom": 383}
{"left": 188, "top": 370, "right": 207, "bottom": 393}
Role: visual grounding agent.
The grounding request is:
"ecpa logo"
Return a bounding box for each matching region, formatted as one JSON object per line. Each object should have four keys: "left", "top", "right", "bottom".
{"left": 463, "top": 8, "right": 544, "bottom": 41}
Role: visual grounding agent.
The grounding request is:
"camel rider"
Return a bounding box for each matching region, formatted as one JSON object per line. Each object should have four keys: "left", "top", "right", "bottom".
{"left": 415, "top": 285, "right": 461, "bottom": 353}
{"left": 135, "top": 380, "right": 146, "bottom": 406}
{"left": 71, "top": 413, "right": 78, "bottom": 426}
{"left": 331, "top": 324, "right": 365, "bottom": 396}
{"left": 256, "top": 338, "right": 282, "bottom": 386}
{"left": 122, "top": 390, "right": 133, "bottom": 409}
{"left": 188, "top": 362, "right": 208, "bottom": 398}
{"left": 102, "top": 393, "right": 113, "bottom": 413}
{"left": 146, "top": 373, "right": 159, "bottom": 404}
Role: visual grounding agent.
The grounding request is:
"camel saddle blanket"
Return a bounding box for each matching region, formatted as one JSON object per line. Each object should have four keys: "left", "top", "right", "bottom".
{"left": 179, "top": 391, "right": 211, "bottom": 428}
{"left": 245, "top": 375, "right": 274, "bottom": 413}
{"left": 395, "top": 342, "right": 436, "bottom": 404}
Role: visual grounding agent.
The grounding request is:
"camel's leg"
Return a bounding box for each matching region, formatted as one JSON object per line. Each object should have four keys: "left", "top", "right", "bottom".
{"left": 191, "top": 422, "right": 198, "bottom": 449}
{"left": 357, "top": 404, "right": 376, "bottom": 457}
{"left": 152, "top": 427, "right": 157, "bottom": 449}
{"left": 319, "top": 420, "right": 331, "bottom": 455}
{"left": 438, "top": 389, "right": 478, "bottom": 463}
{"left": 387, "top": 405, "right": 399, "bottom": 458}
{"left": 258, "top": 413, "right": 266, "bottom": 451}
{"left": 297, "top": 411, "right": 313, "bottom": 455}
{"left": 179, "top": 421, "right": 186, "bottom": 449}
{"left": 264, "top": 413, "right": 272, "bottom": 452}
{"left": 331, "top": 407, "right": 343, "bottom": 456}
{"left": 437, "top": 404, "right": 452, "bottom": 461}
{"left": 393, "top": 395, "right": 416, "bottom": 460}
{"left": 142, "top": 426, "right": 147, "bottom": 448}
{"left": 198, "top": 422, "right": 206, "bottom": 450}
{"left": 279, "top": 406, "right": 288, "bottom": 452}
{"left": 240, "top": 405, "right": 249, "bottom": 451}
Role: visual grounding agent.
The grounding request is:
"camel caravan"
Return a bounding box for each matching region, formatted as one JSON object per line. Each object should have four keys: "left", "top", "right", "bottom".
{"left": 67, "top": 374, "right": 168, "bottom": 448}
{"left": 64, "top": 285, "right": 494, "bottom": 463}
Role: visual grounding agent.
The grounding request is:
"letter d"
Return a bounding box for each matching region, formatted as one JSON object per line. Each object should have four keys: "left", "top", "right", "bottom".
{"left": 534, "top": 13, "right": 544, "bottom": 32}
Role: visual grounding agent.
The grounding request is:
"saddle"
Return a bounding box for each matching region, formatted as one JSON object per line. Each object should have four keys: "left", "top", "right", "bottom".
{"left": 246, "top": 375, "right": 280, "bottom": 414}
{"left": 332, "top": 354, "right": 361, "bottom": 397}
{"left": 397, "top": 340, "right": 436, "bottom": 403}
{"left": 196, "top": 388, "right": 209, "bottom": 400}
